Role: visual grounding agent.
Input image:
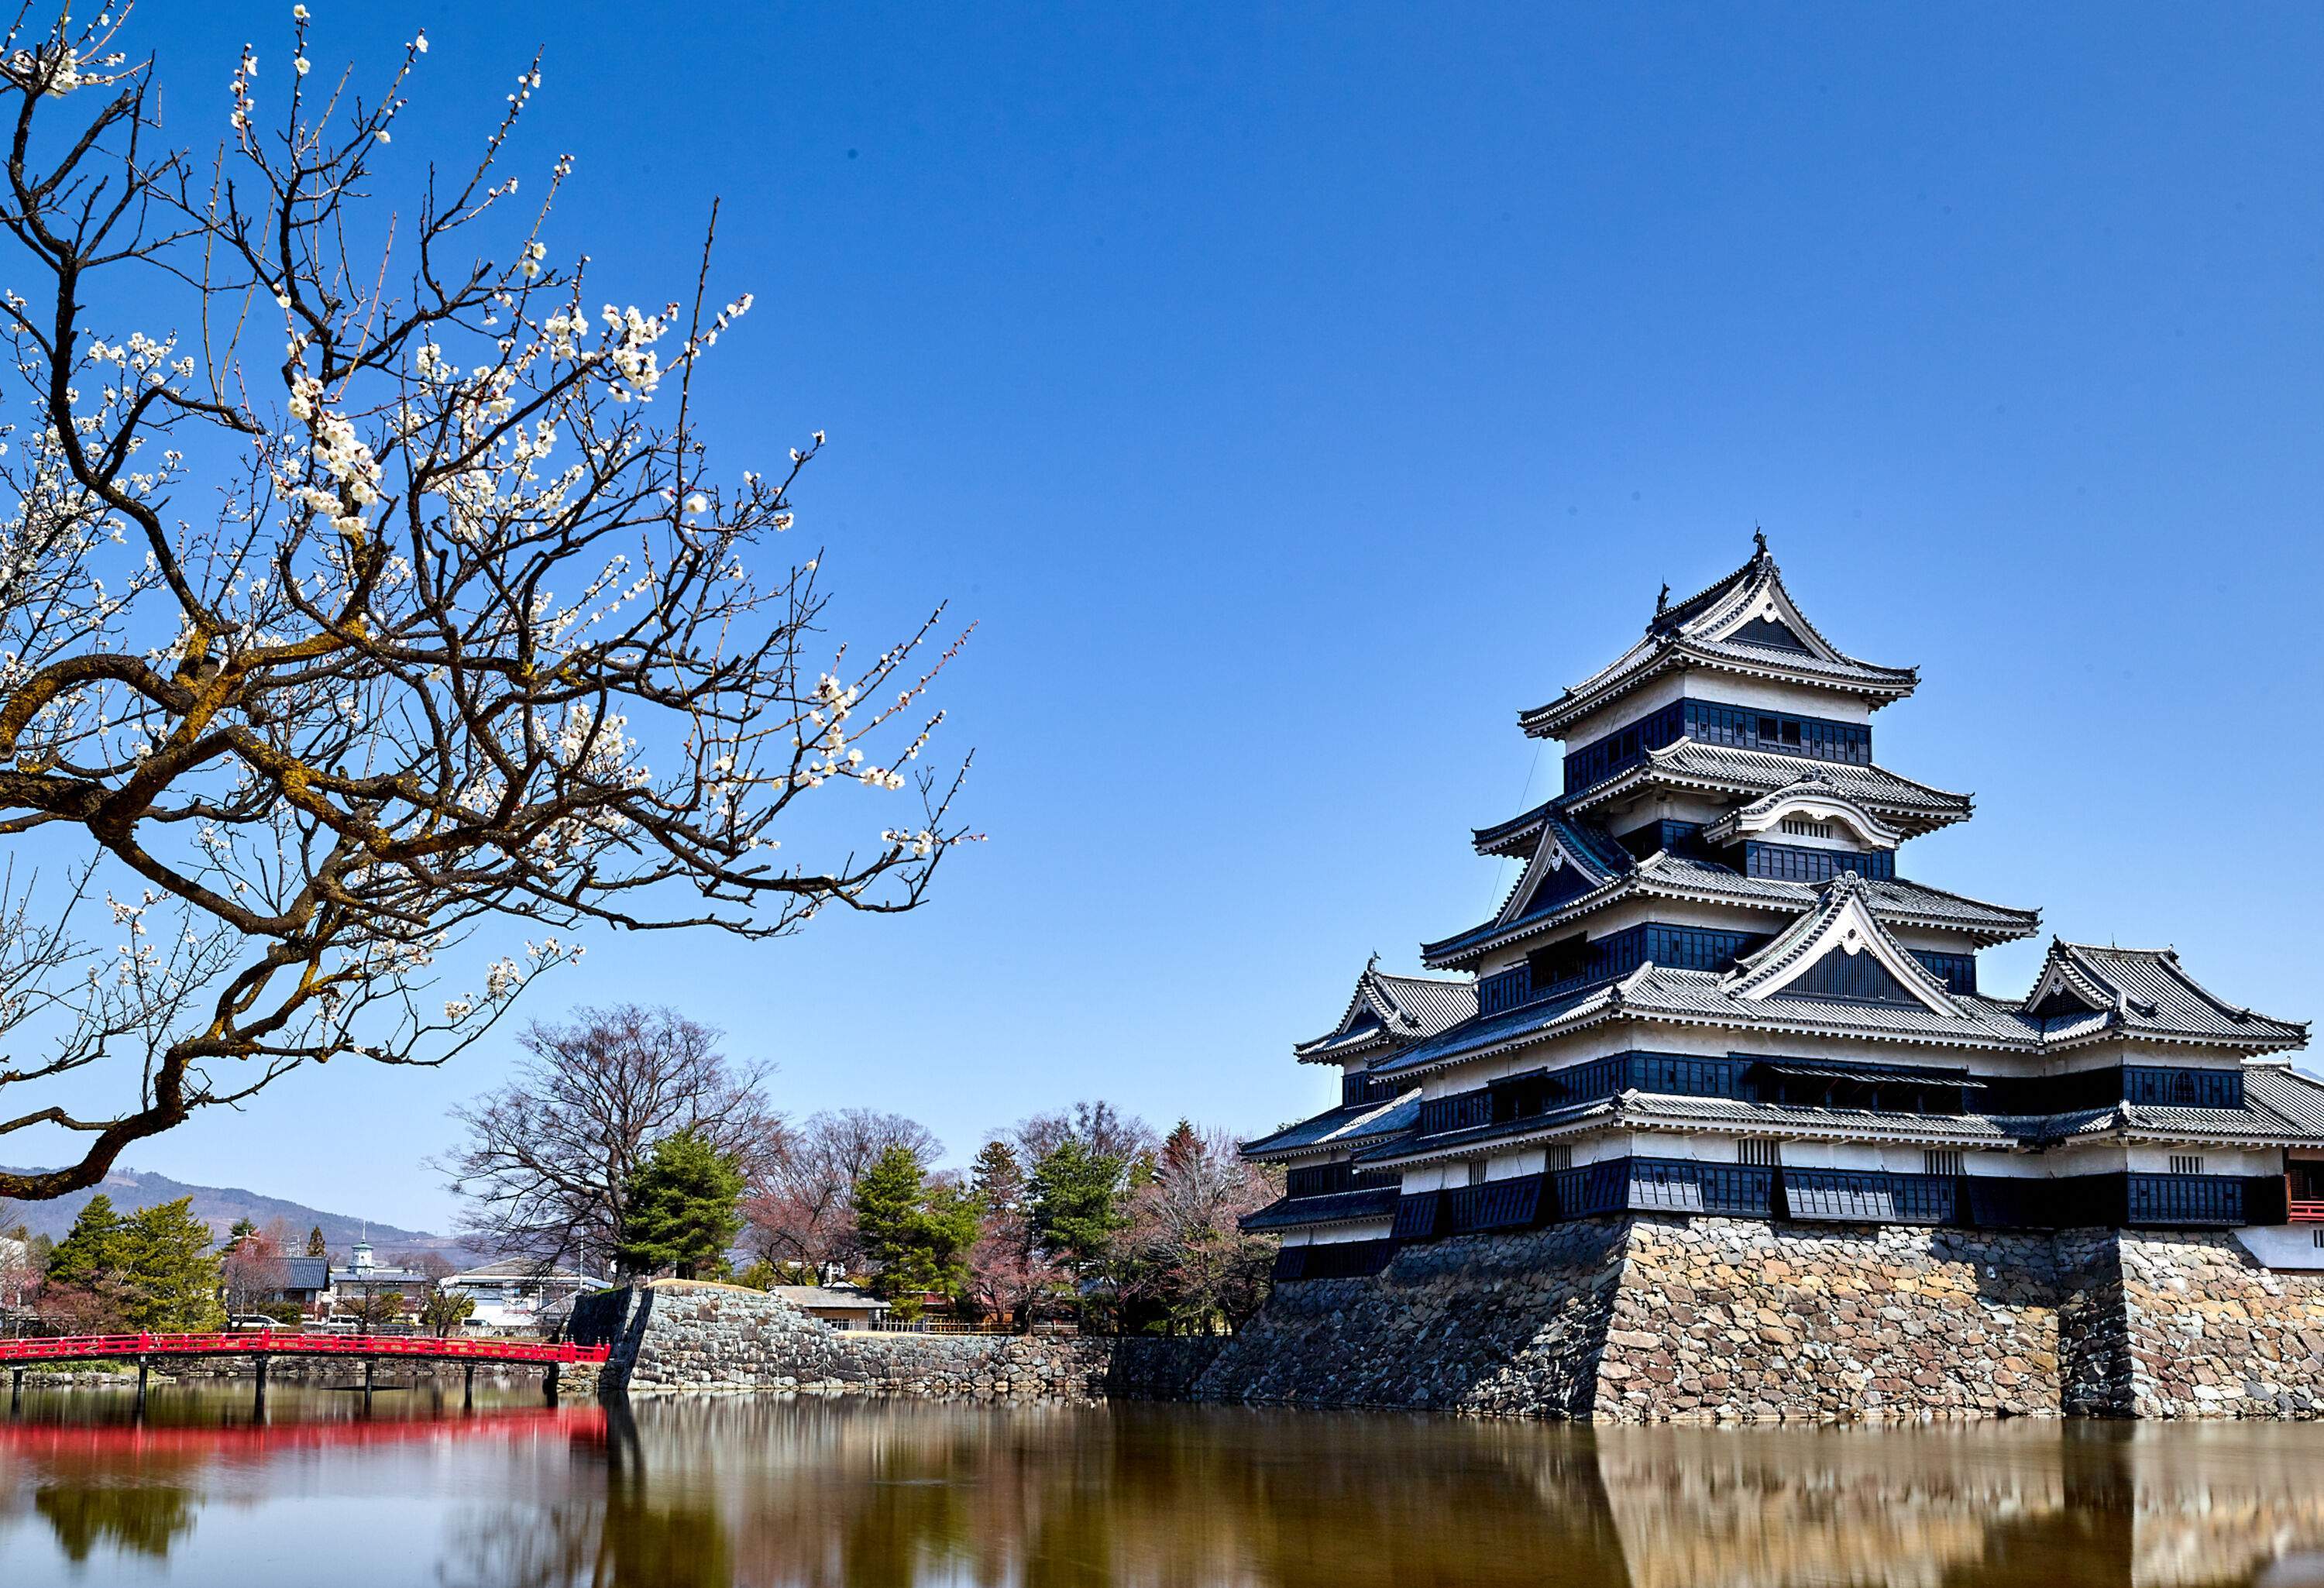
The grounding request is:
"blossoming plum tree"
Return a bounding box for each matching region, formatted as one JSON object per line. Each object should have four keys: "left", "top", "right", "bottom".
{"left": 0, "top": 8, "right": 972, "bottom": 1201}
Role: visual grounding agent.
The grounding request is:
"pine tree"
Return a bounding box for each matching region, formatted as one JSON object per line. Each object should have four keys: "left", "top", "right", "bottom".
{"left": 852, "top": 1144, "right": 927, "bottom": 1288}
{"left": 307, "top": 1226, "right": 327, "bottom": 1258}
{"left": 227, "top": 1217, "right": 258, "bottom": 1247}
{"left": 119, "top": 1199, "right": 225, "bottom": 1330}
{"left": 44, "top": 1194, "right": 129, "bottom": 1293}
{"left": 614, "top": 1129, "right": 745, "bottom": 1280}
{"left": 1029, "top": 1139, "right": 1131, "bottom": 1266}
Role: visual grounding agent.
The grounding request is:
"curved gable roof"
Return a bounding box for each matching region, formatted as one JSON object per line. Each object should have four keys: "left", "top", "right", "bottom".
{"left": 1519, "top": 541, "right": 1918, "bottom": 739}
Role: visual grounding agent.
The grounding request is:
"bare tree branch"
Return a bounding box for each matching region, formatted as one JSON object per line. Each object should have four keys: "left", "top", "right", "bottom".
{"left": 0, "top": 9, "right": 975, "bottom": 1200}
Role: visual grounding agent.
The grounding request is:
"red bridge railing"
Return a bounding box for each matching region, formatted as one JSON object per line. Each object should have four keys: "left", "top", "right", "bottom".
{"left": 0, "top": 1330, "right": 608, "bottom": 1366}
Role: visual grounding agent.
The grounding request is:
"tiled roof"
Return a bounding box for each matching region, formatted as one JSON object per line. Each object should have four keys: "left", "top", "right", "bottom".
{"left": 1422, "top": 854, "right": 2038, "bottom": 970}
{"left": 770, "top": 1286, "right": 889, "bottom": 1311}
{"left": 1294, "top": 964, "right": 1477, "bottom": 1061}
{"left": 1562, "top": 742, "right": 1972, "bottom": 834}
{"left": 1239, "top": 1187, "right": 1401, "bottom": 1232}
{"left": 2028, "top": 940, "right": 2308, "bottom": 1050}
{"left": 1377, "top": 963, "right": 2049, "bottom": 1079}
{"left": 1360, "top": 1078, "right": 2324, "bottom": 1167}
{"left": 2249, "top": 1067, "right": 2324, "bottom": 1129}
{"left": 1644, "top": 855, "right": 2036, "bottom": 939}
{"left": 1240, "top": 1092, "right": 1422, "bottom": 1158}
{"left": 1998, "top": 1071, "right": 2324, "bottom": 1149}
{"left": 1520, "top": 548, "right": 1918, "bottom": 738}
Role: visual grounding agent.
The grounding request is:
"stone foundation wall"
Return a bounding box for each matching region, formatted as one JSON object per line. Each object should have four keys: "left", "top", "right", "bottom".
{"left": 1185, "top": 1217, "right": 2324, "bottom": 1422}
{"left": 2110, "top": 1232, "right": 2324, "bottom": 1418}
{"left": 578, "top": 1224, "right": 2324, "bottom": 1421}
{"left": 1596, "top": 1218, "right": 2066, "bottom": 1421}
{"left": 593, "top": 1281, "right": 1217, "bottom": 1400}
{"left": 1190, "top": 1219, "right": 1628, "bottom": 1414}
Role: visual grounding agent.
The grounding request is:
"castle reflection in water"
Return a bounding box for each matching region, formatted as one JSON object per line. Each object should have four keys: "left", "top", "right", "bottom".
{"left": 7, "top": 1391, "right": 2324, "bottom": 1586}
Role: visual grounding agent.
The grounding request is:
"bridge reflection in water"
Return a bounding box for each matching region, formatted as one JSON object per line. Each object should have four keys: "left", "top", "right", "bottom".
{"left": 7, "top": 1393, "right": 2324, "bottom": 1586}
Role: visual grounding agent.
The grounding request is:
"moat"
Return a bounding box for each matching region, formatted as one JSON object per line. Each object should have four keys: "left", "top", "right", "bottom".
{"left": 5, "top": 1387, "right": 2324, "bottom": 1586}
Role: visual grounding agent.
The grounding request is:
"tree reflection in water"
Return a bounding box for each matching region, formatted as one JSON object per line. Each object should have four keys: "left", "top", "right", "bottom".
{"left": 33, "top": 1482, "right": 196, "bottom": 1562}
{"left": 15, "top": 1389, "right": 2324, "bottom": 1585}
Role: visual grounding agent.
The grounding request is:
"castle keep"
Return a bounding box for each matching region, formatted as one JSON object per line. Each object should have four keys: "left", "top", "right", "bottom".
{"left": 1233, "top": 539, "right": 2324, "bottom": 1419}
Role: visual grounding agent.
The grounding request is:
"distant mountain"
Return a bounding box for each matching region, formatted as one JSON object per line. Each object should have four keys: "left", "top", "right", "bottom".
{"left": 1, "top": 1165, "right": 477, "bottom": 1259}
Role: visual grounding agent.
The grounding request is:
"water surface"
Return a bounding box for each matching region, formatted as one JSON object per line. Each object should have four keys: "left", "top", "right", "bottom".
{"left": 5, "top": 1383, "right": 2324, "bottom": 1586}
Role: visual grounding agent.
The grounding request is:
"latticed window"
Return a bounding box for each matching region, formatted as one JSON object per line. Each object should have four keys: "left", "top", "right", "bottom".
{"left": 2168, "top": 1155, "right": 2205, "bottom": 1177}
{"left": 1738, "top": 1139, "right": 1781, "bottom": 1167}
{"left": 1924, "top": 1150, "right": 1965, "bottom": 1177}
{"left": 1544, "top": 1144, "right": 1573, "bottom": 1172}
{"left": 1778, "top": 816, "right": 1834, "bottom": 840}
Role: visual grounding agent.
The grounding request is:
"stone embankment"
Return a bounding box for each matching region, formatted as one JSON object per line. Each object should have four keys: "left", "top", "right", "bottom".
{"left": 574, "top": 1219, "right": 2324, "bottom": 1421}
{"left": 576, "top": 1281, "right": 1223, "bottom": 1401}
{"left": 1210, "top": 1216, "right": 2324, "bottom": 1421}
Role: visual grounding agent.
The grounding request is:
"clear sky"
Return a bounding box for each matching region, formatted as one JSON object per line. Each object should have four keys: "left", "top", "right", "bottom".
{"left": 63, "top": 2, "right": 2324, "bottom": 1231}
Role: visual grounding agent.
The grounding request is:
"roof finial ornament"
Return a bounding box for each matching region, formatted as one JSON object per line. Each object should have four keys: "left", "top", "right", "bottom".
{"left": 1655, "top": 582, "right": 1669, "bottom": 615}
{"left": 1752, "top": 524, "right": 1768, "bottom": 556}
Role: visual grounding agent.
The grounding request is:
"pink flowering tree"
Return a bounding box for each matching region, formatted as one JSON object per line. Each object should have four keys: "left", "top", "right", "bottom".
{"left": 0, "top": 8, "right": 972, "bottom": 1202}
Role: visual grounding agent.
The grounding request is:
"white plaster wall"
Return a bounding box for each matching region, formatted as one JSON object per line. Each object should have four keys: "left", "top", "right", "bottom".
{"left": 1280, "top": 1219, "right": 1394, "bottom": 1249}
{"left": 1555, "top": 674, "right": 1688, "bottom": 748}
{"left": 1573, "top": 1131, "right": 1638, "bottom": 1165}
{"left": 1563, "top": 670, "right": 1875, "bottom": 744}
{"left": 1886, "top": 924, "right": 1992, "bottom": 956}
{"left": 1682, "top": 671, "right": 1874, "bottom": 725}
{"left": 2234, "top": 1225, "right": 2324, "bottom": 1270}
{"left": 1489, "top": 1148, "right": 1547, "bottom": 1179}
{"left": 2125, "top": 1144, "right": 2278, "bottom": 1176}
{"left": 1622, "top": 1131, "right": 1743, "bottom": 1163}
{"left": 1399, "top": 1164, "right": 1450, "bottom": 1194}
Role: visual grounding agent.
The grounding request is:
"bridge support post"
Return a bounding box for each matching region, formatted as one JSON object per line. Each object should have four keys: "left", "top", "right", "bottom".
{"left": 134, "top": 1356, "right": 148, "bottom": 1418}
{"left": 9, "top": 1365, "right": 20, "bottom": 1415}
{"left": 543, "top": 1363, "right": 560, "bottom": 1404}
{"left": 362, "top": 1356, "right": 375, "bottom": 1407}
{"left": 462, "top": 1363, "right": 475, "bottom": 1408}
{"left": 253, "top": 1354, "right": 268, "bottom": 1418}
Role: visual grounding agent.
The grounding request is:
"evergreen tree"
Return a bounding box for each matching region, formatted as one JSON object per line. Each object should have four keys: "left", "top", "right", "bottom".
{"left": 120, "top": 1198, "right": 225, "bottom": 1330}
{"left": 909, "top": 1181, "right": 983, "bottom": 1304}
{"left": 226, "top": 1217, "right": 258, "bottom": 1248}
{"left": 852, "top": 1144, "right": 927, "bottom": 1287}
{"left": 41, "top": 1194, "right": 223, "bottom": 1330}
{"left": 44, "top": 1194, "right": 129, "bottom": 1291}
{"left": 307, "top": 1226, "right": 327, "bottom": 1258}
{"left": 851, "top": 1146, "right": 982, "bottom": 1313}
{"left": 614, "top": 1129, "right": 745, "bottom": 1279}
{"left": 1029, "top": 1138, "right": 1131, "bottom": 1265}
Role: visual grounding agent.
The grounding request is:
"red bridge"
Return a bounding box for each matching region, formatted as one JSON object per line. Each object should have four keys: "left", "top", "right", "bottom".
{"left": 0, "top": 1331, "right": 607, "bottom": 1368}
{"left": 2, "top": 1330, "right": 610, "bottom": 1410}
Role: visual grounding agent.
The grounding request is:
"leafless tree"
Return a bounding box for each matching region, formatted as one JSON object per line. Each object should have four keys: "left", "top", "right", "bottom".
{"left": 0, "top": 7, "right": 971, "bottom": 1203}
{"left": 220, "top": 1222, "right": 290, "bottom": 1315}
{"left": 1123, "top": 1123, "right": 1280, "bottom": 1332}
{"left": 742, "top": 1108, "right": 937, "bottom": 1272}
{"left": 1012, "top": 1100, "right": 1156, "bottom": 1170}
{"left": 392, "top": 1249, "right": 455, "bottom": 1281}
{"left": 440, "top": 1003, "right": 779, "bottom": 1276}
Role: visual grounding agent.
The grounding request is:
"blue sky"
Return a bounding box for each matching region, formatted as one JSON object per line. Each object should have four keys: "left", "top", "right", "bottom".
{"left": 66, "top": 2, "right": 2324, "bottom": 1231}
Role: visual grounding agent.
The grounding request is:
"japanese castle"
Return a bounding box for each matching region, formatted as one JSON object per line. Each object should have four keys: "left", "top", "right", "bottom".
{"left": 1244, "top": 538, "right": 2319, "bottom": 1279}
